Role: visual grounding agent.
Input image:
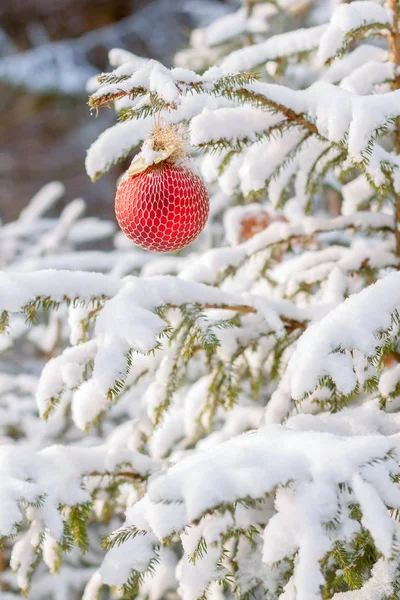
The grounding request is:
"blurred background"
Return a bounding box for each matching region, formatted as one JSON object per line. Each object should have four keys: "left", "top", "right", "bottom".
{"left": 0, "top": 0, "right": 233, "bottom": 222}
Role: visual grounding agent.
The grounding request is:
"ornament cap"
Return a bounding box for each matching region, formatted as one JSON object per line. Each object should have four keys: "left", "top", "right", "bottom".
{"left": 127, "top": 123, "right": 189, "bottom": 179}
{"left": 127, "top": 142, "right": 179, "bottom": 177}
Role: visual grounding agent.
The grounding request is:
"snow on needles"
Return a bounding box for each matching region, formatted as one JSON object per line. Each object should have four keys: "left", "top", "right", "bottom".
{"left": 181, "top": 212, "right": 393, "bottom": 285}
{"left": 234, "top": 80, "right": 400, "bottom": 188}
{"left": 0, "top": 270, "right": 120, "bottom": 313}
{"left": 89, "top": 59, "right": 200, "bottom": 106}
{"left": 289, "top": 271, "right": 400, "bottom": 399}
{"left": 318, "top": 2, "right": 390, "bottom": 64}
{"left": 86, "top": 92, "right": 235, "bottom": 180}
{"left": 104, "top": 407, "right": 400, "bottom": 600}
{"left": 87, "top": 52, "right": 400, "bottom": 193}
{"left": 0, "top": 440, "right": 156, "bottom": 538}
{"left": 1, "top": 269, "right": 297, "bottom": 430}
{"left": 221, "top": 24, "right": 327, "bottom": 72}
{"left": 190, "top": 105, "right": 283, "bottom": 147}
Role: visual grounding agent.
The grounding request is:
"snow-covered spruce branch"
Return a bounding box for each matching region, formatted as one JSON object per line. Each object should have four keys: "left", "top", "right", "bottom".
{"left": 0, "top": 270, "right": 305, "bottom": 330}
{"left": 180, "top": 212, "right": 395, "bottom": 285}
{"left": 0, "top": 270, "right": 306, "bottom": 430}
{"left": 220, "top": 24, "right": 328, "bottom": 72}
{"left": 317, "top": 1, "right": 391, "bottom": 66}
{"left": 261, "top": 269, "right": 400, "bottom": 420}
{"left": 87, "top": 60, "right": 400, "bottom": 214}
{"left": 0, "top": 270, "right": 120, "bottom": 323}
{"left": 0, "top": 439, "right": 157, "bottom": 593}
{"left": 88, "top": 62, "right": 256, "bottom": 112}
{"left": 199, "top": 80, "right": 400, "bottom": 190}
{"left": 97, "top": 403, "right": 400, "bottom": 600}
{"left": 288, "top": 270, "right": 400, "bottom": 405}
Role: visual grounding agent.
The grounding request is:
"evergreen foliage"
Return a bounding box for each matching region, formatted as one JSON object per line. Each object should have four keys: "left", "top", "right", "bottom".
{"left": 3, "top": 1, "right": 400, "bottom": 598}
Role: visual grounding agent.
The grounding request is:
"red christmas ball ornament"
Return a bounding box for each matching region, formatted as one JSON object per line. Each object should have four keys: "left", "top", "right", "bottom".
{"left": 115, "top": 134, "right": 209, "bottom": 252}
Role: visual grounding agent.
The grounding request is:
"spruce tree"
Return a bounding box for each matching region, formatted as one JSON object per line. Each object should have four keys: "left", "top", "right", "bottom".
{"left": 3, "top": 1, "right": 400, "bottom": 598}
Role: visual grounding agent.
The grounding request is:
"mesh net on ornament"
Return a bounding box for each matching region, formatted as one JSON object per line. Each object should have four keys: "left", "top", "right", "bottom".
{"left": 115, "top": 162, "right": 210, "bottom": 252}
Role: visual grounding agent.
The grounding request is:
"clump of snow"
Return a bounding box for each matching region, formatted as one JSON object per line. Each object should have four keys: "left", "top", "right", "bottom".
{"left": 322, "top": 45, "right": 388, "bottom": 84}
{"left": 36, "top": 340, "right": 98, "bottom": 418}
{"left": 190, "top": 106, "right": 282, "bottom": 147}
{"left": 289, "top": 271, "right": 400, "bottom": 399}
{"left": 379, "top": 364, "right": 400, "bottom": 398}
{"left": 203, "top": 8, "right": 249, "bottom": 47}
{"left": 221, "top": 24, "right": 327, "bottom": 72}
{"left": 340, "top": 61, "right": 394, "bottom": 95}
{"left": 101, "top": 534, "right": 158, "bottom": 587}
{"left": 318, "top": 2, "right": 390, "bottom": 64}
{"left": 0, "top": 440, "right": 156, "bottom": 540}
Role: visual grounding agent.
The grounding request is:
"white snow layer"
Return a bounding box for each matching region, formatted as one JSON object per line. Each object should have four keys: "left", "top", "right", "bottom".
{"left": 289, "top": 271, "right": 400, "bottom": 398}
{"left": 0, "top": 441, "right": 155, "bottom": 538}
{"left": 99, "top": 404, "right": 400, "bottom": 600}
{"left": 318, "top": 2, "right": 390, "bottom": 64}
{"left": 221, "top": 24, "right": 327, "bottom": 72}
